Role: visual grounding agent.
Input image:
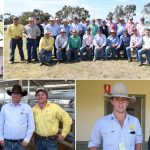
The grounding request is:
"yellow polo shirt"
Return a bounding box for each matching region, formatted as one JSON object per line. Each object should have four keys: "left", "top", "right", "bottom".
{"left": 32, "top": 102, "right": 72, "bottom": 137}
{"left": 7, "top": 24, "right": 24, "bottom": 38}
{"left": 39, "top": 37, "right": 54, "bottom": 51}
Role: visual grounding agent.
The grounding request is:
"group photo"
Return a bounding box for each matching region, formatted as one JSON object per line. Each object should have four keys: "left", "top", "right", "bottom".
{"left": 4, "top": 0, "right": 150, "bottom": 79}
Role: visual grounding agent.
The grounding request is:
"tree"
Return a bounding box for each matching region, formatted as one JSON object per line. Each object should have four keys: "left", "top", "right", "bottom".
{"left": 55, "top": 5, "right": 90, "bottom": 19}
{"left": 106, "top": 4, "right": 136, "bottom": 22}
{"left": 142, "top": 3, "right": 150, "bottom": 15}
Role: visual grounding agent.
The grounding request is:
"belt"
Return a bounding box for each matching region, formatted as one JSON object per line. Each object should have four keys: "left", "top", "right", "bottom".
{"left": 35, "top": 133, "right": 57, "bottom": 140}
{"left": 5, "top": 139, "right": 23, "bottom": 143}
{"left": 12, "top": 38, "right": 22, "bottom": 40}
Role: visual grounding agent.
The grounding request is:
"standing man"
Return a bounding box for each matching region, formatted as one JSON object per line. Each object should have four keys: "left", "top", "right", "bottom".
{"left": 89, "top": 19, "right": 98, "bottom": 36}
{"left": 7, "top": 16, "right": 25, "bottom": 64}
{"left": 88, "top": 82, "right": 142, "bottom": 150}
{"left": 137, "top": 17, "right": 145, "bottom": 36}
{"left": 55, "top": 29, "right": 68, "bottom": 64}
{"left": 24, "top": 17, "right": 41, "bottom": 63}
{"left": 0, "top": 85, "right": 35, "bottom": 150}
{"left": 126, "top": 17, "right": 136, "bottom": 36}
{"left": 33, "top": 87, "right": 72, "bottom": 150}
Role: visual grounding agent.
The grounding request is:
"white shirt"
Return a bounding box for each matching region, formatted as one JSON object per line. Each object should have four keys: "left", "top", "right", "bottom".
{"left": 93, "top": 34, "right": 107, "bottom": 47}
{"left": 55, "top": 35, "right": 68, "bottom": 49}
{"left": 82, "top": 33, "right": 93, "bottom": 47}
{"left": 142, "top": 35, "right": 150, "bottom": 49}
{"left": 70, "top": 23, "right": 82, "bottom": 33}
{"left": 136, "top": 23, "right": 145, "bottom": 36}
{"left": 45, "top": 24, "right": 60, "bottom": 36}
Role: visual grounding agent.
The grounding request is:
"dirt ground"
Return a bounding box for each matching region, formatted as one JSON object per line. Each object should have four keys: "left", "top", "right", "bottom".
{"left": 4, "top": 33, "right": 150, "bottom": 80}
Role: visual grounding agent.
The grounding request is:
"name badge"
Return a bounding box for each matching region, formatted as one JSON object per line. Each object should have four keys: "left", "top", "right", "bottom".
{"left": 118, "top": 142, "right": 125, "bottom": 150}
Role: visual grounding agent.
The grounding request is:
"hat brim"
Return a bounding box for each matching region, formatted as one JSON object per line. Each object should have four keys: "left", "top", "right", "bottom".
{"left": 104, "top": 93, "right": 136, "bottom": 103}
{"left": 35, "top": 89, "right": 48, "bottom": 96}
{"left": 7, "top": 90, "right": 27, "bottom": 97}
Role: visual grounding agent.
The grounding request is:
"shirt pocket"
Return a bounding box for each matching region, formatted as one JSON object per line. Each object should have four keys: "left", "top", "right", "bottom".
{"left": 102, "top": 131, "right": 115, "bottom": 146}
{"left": 45, "top": 112, "right": 56, "bottom": 122}
{"left": 128, "top": 131, "right": 136, "bottom": 146}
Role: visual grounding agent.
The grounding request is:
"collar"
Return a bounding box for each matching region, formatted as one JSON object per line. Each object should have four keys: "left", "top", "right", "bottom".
{"left": 10, "top": 100, "right": 22, "bottom": 106}
{"left": 111, "top": 112, "right": 130, "bottom": 121}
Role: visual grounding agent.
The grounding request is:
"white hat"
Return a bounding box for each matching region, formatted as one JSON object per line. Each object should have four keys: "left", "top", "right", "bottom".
{"left": 104, "top": 83, "right": 136, "bottom": 103}
{"left": 44, "top": 30, "right": 51, "bottom": 34}
{"left": 110, "top": 29, "right": 116, "bottom": 33}
{"left": 28, "top": 17, "right": 34, "bottom": 21}
{"left": 60, "top": 29, "right": 66, "bottom": 33}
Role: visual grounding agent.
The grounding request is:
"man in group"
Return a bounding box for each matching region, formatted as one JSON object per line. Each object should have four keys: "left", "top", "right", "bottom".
{"left": 105, "top": 29, "right": 120, "bottom": 60}
{"left": 45, "top": 18, "right": 60, "bottom": 59}
{"left": 126, "top": 28, "right": 142, "bottom": 62}
{"left": 89, "top": 19, "right": 98, "bottom": 36}
{"left": 7, "top": 16, "right": 25, "bottom": 64}
{"left": 39, "top": 30, "right": 54, "bottom": 66}
{"left": 80, "top": 27, "right": 93, "bottom": 61}
{"left": 0, "top": 85, "right": 35, "bottom": 150}
{"left": 117, "top": 17, "right": 126, "bottom": 37}
{"left": 88, "top": 82, "right": 142, "bottom": 150}
{"left": 24, "top": 17, "right": 41, "bottom": 63}
{"left": 126, "top": 17, "right": 136, "bottom": 36}
{"left": 32, "top": 87, "right": 72, "bottom": 150}
{"left": 138, "top": 28, "right": 150, "bottom": 66}
{"left": 66, "top": 29, "right": 81, "bottom": 62}
{"left": 93, "top": 28, "right": 106, "bottom": 61}
{"left": 55, "top": 29, "right": 68, "bottom": 64}
{"left": 137, "top": 17, "right": 146, "bottom": 36}
{"left": 60, "top": 19, "right": 70, "bottom": 37}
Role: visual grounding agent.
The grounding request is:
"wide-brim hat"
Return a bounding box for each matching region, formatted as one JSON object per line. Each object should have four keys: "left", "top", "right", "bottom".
{"left": 7, "top": 85, "right": 27, "bottom": 97}
{"left": 60, "top": 29, "right": 66, "bottom": 33}
{"left": 28, "top": 17, "right": 34, "bottom": 21}
{"left": 44, "top": 30, "right": 51, "bottom": 35}
{"left": 104, "top": 83, "right": 136, "bottom": 103}
{"left": 13, "top": 16, "right": 19, "bottom": 20}
{"left": 110, "top": 29, "right": 116, "bottom": 33}
{"left": 35, "top": 87, "right": 48, "bottom": 97}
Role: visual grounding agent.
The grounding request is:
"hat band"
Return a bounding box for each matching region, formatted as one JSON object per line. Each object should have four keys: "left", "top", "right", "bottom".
{"left": 111, "top": 93, "right": 128, "bottom": 98}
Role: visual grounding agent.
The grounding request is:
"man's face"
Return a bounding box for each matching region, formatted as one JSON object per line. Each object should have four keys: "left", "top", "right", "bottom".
{"left": 13, "top": 19, "right": 19, "bottom": 25}
{"left": 11, "top": 93, "right": 22, "bottom": 104}
{"left": 111, "top": 97, "right": 129, "bottom": 113}
{"left": 145, "top": 30, "right": 149, "bottom": 36}
{"left": 36, "top": 91, "right": 47, "bottom": 104}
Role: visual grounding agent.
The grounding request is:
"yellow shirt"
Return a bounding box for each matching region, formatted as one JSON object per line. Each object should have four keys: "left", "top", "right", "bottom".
{"left": 39, "top": 37, "right": 54, "bottom": 51}
{"left": 7, "top": 24, "right": 24, "bottom": 38}
{"left": 32, "top": 102, "right": 72, "bottom": 137}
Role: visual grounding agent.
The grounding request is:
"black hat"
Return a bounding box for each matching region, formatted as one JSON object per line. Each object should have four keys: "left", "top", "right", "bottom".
{"left": 7, "top": 85, "right": 27, "bottom": 97}
{"left": 35, "top": 87, "right": 48, "bottom": 97}
{"left": 13, "top": 16, "right": 19, "bottom": 20}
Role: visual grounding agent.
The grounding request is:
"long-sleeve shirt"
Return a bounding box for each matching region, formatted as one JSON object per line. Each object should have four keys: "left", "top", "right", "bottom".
{"left": 45, "top": 24, "right": 60, "bottom": 37}
{"left": 117, "top": 23, "right": 126, "bottom": 36}
{"left": 33, "top": 102, "right": 72, "bottom": 137}
{"left": 88, "top": 113, "right": 142, "bottom": 150}
{"left": 93, "top": 34, "right": 106, "bottom": 47}
{"left": 39, "top": 36, "right": 54, "bottom": 51}
{"left": 55, "top": 35, "right": 68, "bottom": 49}
{"left": 7, "top": 24, "right": 24, "bottom": 38}
{"left": 0, "top": 102, "right": 35, "bottom": 143}
{"left": 68, "top": 35, "right": 81, "bottom": 49}
{"left": 107, "top": 35, "right": 120, "bottom": 47}
{"left": 126, "top": 22, "right": 136, "bottom": 35}
{"left": 89, "top": 24, "right": 99, "bottom": 36}
{"left": 60, "top": 24, "right": 70, "bottom": 37}
{"left": 24, "top": 24, "right": 41, "bottom": 39}
{"left": 70, "top": 23, "right": 82, "bottom": 34}
{"left": 136, "top": 23, "right": 145, "bottom": 36}
{"left": 142, "top": 35, "right": 150, "bottom": 49}
{"left": 82, "top": 33, "right": 94, "bottom": 48}
{"left": 120, "top": 34, "right": 130, "bottom": 47}
{"left": 130, "top": 34, "right": 142, "bottom": 48}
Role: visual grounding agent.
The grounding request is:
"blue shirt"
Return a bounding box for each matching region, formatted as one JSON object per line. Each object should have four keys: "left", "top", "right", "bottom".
{"left": 60, "top": 24, "right": 71, "bottom": 37}
{"left": 117, "top": 23, "right": 126, "bottom": 36}
{"left": 0, "top": 102, "right": 35, "bottom": 143}
{"left": 120, "top": 35, "right": 130, "bottom": 47}
{"left": 88, "top": 113, "right": 142, "bottom": 150}
{"left": 107, "top": 35, "right": 120, "bottom": 47}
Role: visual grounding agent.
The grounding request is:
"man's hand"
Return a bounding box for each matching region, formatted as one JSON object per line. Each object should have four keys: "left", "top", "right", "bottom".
{"left": 57, "top": 134, "right": 65, "bottom": 142}
{"left": 21, "top": 141, "right": 28, "bottom": 147}
{"left": 0, "top": 140, "right": 5, "bottom": 147}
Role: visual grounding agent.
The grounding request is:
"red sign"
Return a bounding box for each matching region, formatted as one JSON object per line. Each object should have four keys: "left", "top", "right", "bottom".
{"left": 104, "top": 84, "right": 111, "bottom": 93}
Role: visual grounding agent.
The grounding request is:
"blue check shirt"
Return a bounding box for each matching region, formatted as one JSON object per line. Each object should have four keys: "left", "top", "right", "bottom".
{"left": 0, "top": 101, "right": 35, "bottom": 143}
{"left": 88, "top": 113, "right": 142, "bottom": 150}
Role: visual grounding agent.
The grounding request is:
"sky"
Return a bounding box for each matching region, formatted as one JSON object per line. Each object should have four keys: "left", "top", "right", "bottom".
{"left": 4, "top": 0, "right": 150, "bottom": 21}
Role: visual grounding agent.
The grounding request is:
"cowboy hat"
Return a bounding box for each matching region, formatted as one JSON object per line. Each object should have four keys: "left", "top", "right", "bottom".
{"left": 7, "top": 85, "right": 27, "bottom": 97}
{"left": 28, "top": 17, "right": 34, "bottom": 21}
{"left": 35, "top": 87, "right": 48, "bottom": 97}
{"left": 104, "top": 83, "right": 136, "bottom": 103}
{"left": 44, "top": 30, "right": 51, "bottom": 35}
{"left": 60, "top": 29, "right": 66, "bottom": 33}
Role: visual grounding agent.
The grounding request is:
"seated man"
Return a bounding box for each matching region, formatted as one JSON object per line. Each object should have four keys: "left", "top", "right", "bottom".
{"left": 138, "top": 28, "right": 150, "bottom": 66}
{"left": 126, "top": 28, "right": 142, "bottom": 62}
{"left": 55, "top": 29, "right": 68, "bottom": 64}
{"left": 105, "top": 30, "right": 120, "bottom": 60}
{"left": 80, "top": 27, "right": 93, "bottom": 61}
{"left": 66, "top": 29, "right": 81, "bottom": 61}
{"left": 39, "top": 30, "right": 54, "bottom": 66}
{"left": 93, "top": 28, "right": 106, "bottom": 61}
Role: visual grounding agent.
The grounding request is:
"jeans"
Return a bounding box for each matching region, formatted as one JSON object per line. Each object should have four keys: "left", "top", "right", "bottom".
{"left": 56, "top": 48, "right": 66, "bottom": 61}
{"left": 126, "top": 47, "right": 142, "bottom": 61}
{"left": 66, "top": 48, "right": 78, "bottom": 61}
{"left": 39, "top": 50, "right": 52, "bottom": 63}
{"left": 105, "top": 46, "right": 116, "bottom": 60}
{"left": 35, "top": 137, "right": 58, "bottom": 150}
{"left": 94, "top": 47, "right": 104, "bottom": 60}
{"left": 80, "top": 47, "right": 92, "bottom": 59}
{"left": 3, "top": 140, "right": 26, "bottom": 150}
{"left": 138, "top": 49, "right": 150, "bottom": 64}
{"left": 10, "top": 38, "right": 25, "bottom": 62}
{"left": 26, "top": 38, "right": 38, "bottom": 62}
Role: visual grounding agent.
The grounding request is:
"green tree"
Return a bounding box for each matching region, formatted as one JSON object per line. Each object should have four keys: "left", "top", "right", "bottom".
{"left": 55, "top": 5, "right": 90, "bottom": 19}
{"left": 142, "top": 3, "right": 150, "bottom": 15}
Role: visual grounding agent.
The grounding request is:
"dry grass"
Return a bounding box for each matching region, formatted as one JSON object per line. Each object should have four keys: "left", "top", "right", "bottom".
{"left": 4, "top": 32, "right": 150, "bottom": 79}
